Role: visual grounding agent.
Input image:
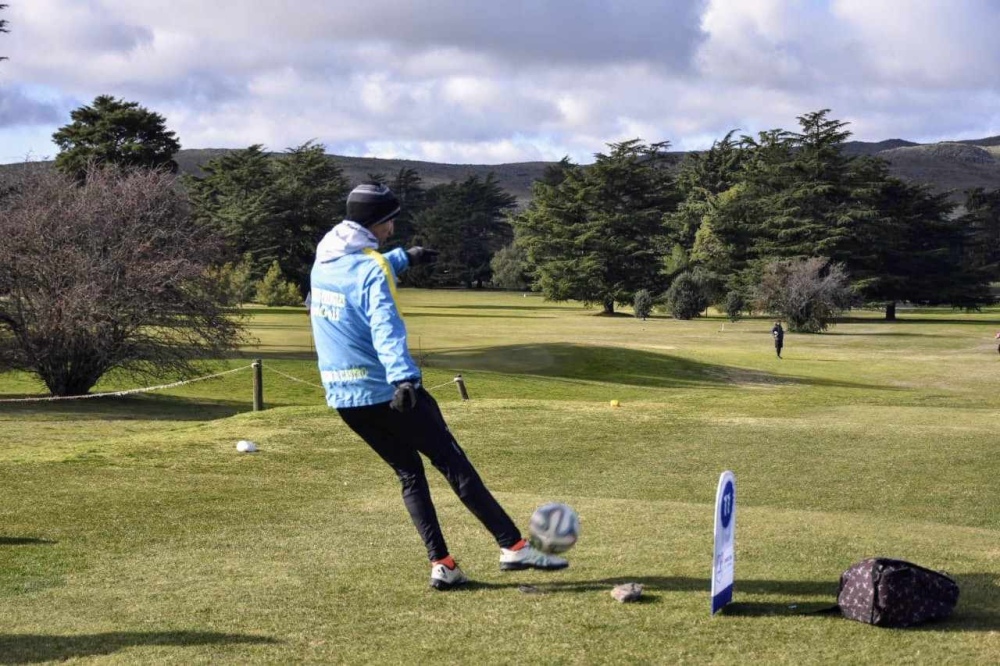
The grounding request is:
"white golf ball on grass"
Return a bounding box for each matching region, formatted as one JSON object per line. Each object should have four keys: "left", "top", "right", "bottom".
{"left": 236, "top": 440, "right": 257, "bottom": 453}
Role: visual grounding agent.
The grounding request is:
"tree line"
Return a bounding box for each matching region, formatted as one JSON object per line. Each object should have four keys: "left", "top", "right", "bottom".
{"left": 2, "top": 95, "right": 999, "bottom": 395}
{"left": 513, "top": 111, "right": 1000, "bottom": 326}
{"left": 0, "top": 96, "right": 519, "bottom": 394}
{"left": 184, "top": 142, "right": 517, "bottom": 298}
{"left": 33, "top": 96, "right": 1000, "bottom": 320}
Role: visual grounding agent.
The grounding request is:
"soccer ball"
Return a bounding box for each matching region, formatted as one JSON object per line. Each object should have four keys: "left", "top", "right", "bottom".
{"left": 528, "top": 502, "right": 580, "bottom": 554}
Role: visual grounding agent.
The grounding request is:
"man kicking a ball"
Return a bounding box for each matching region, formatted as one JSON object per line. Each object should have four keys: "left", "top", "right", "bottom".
{"left": 310, "top": 183, "right": 567, "bottom": 590}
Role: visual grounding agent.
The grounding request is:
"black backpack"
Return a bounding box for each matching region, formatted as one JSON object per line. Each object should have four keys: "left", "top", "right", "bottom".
{"left": 836, "top": 558, "right": 959, "bottom": 627}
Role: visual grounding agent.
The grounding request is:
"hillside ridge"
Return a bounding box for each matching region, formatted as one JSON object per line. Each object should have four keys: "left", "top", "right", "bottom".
{"left": 5, "top": 136, "right": 999, "bottom": 204}
{"left": 174, "top": 134, "right": 1000, "bottom": 204}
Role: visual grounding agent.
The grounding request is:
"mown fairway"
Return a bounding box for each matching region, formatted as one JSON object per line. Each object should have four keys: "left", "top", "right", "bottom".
{"left": 1, "top": 290, "right": 998, "bottom": 664}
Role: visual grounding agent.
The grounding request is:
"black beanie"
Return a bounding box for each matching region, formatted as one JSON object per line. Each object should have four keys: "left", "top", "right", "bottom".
{"left": 346, "top": 182, "right": 401, "bottom": 227}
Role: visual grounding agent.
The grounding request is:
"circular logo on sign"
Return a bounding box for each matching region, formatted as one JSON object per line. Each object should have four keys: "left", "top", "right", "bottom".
{"left": 720, "top": 480, "right": 734, "bottom": 529}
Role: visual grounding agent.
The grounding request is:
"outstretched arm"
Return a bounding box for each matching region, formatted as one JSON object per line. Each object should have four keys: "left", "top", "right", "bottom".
{"left": 363, "top": 263, "right": 421, "bottom": 386}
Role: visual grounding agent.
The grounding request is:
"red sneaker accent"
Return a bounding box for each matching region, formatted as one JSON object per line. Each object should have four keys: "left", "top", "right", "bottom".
{"left": 510, "top": 539, "right": 528, "bottom": 551}
{"left": 433, "top": 555, "right": 456, "bottom": 569}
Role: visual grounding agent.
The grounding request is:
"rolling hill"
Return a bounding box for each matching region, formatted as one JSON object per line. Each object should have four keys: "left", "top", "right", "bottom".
{"left": 875, "top": 142, "right": 1000, "bottom": 196}
{"left": 4, "top": 135, "right": 999, "bottom": 205}
{"left": 172, "top": 149, "right": 552, "bottom": 205}
{"left": 175, "top": 136, "right": 1000, "bottom": 205}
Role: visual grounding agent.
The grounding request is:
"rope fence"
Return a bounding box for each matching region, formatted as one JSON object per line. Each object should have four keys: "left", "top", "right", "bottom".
{"left": 262, "top": 365, "right": 469, "bottom": 400}
{"left": 264, "top": 365, "right": 324, "bottom": 390}
{"left": 426, "top": 377, "right": 462, "bottom": 393}
{"left": 0, "top": 364, "right": 255, "bottom": 404}
{"left": 0, "top": 361, "right": 470, "bottom": 408}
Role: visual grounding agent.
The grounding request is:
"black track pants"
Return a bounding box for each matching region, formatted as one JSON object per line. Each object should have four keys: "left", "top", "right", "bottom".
{"left": 337, "top": 388, "right": 521, "bottom": 561}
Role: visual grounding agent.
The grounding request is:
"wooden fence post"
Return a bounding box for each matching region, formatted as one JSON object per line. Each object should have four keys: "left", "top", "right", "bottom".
{"left": 454, "top": 374, "right": 469, "bottom": 401}
{"left": 252, "top": 359, "right": 264, "bottom": 411}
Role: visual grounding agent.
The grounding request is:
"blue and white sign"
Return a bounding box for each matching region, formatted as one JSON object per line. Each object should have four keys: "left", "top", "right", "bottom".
{"left": 711, "top": 470, "right": 736, "bottom": 614}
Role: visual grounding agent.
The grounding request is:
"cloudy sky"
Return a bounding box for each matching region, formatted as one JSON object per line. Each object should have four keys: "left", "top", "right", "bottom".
{"left": 1, "top": 0, "right": 999, "bottom": 165}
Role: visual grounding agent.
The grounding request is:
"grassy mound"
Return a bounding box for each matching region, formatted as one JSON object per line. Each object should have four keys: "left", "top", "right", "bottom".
{"left": 1, "top": 292, "right": 997, "bottom": 663}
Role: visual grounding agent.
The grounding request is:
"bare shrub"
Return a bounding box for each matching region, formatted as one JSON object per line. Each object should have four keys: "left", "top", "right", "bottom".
{"left": 753, "top": 257, "right": 855, "bottom": 332}
{"left": 0, "top": 164, "right": 246, "bottom": 395}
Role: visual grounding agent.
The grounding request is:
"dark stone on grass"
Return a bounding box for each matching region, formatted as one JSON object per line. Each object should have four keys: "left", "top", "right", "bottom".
{"left": 611, "top": 583, "right": 643, "bottom": 603}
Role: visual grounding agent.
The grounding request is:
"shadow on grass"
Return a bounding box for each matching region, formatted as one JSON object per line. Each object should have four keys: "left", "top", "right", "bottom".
{"left": 427, "top": 343, "right": 896, "bottom": 391}
{"left": 468, "top": 575, "right": 836, "bottom": 598}
{"left": 420, "top": 304, "right": 567, "bottom": 312}
{"left": 724, "top": 572, "right": 1000, "bottom": 632}
{"left": 235, "top": 350, "right": 318, "bottom": 362}
{"left": 249, "top": 323, "right": 314, "bottom": 330}
{"left": 836, "top": 316, "right": 1000, "bottom": 327}
{"left": 406, "top": 312, "right": 557, "bottom": 319}
{"left": 0, "top": 394, "right": 248, "bottom": 422}
{"left": 721, "top": 601, "right": 837, "bottom": 617}
{"left": 0, "top": 537, "right": 55, "bottom": 546}
{"left": 0, "top": 631, "right": 280, "bottom": 664}
{"left": 824, "top": 331, "right": 954, "bottom": 338}
{"left": 471, "top": 573, "right": 999, "bottom": 631}
{"left": 239, "top": 307, "right": 308, "bottom": 317}
{"left": 723, "top": 603, "right": 1000, "bottom": 632}
{"left": 925, "top": 572, "right": 1000, "bottom": 633}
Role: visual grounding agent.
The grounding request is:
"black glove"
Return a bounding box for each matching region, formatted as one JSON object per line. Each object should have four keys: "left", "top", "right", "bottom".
{"left": 390, "top": 381, "right": 419, "bottom": 412}
{"left": 406, "top": 247, "right": 440, "bottom": 267}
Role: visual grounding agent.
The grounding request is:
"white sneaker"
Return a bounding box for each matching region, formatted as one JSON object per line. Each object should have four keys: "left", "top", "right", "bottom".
{"left": 499, "top": 543, "right": 569, "bottom": 571}
{"left": 430, "top": 561, "right": 469, "bottom": 590}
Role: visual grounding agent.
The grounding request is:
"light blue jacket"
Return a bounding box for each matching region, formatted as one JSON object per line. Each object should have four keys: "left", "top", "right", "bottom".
{"left": 310, "top": 221, "right": 420, "bottom": 408}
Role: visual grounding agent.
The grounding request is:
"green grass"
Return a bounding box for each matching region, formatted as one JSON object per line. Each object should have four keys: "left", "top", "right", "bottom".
{"left": 1, "top": 292, "right": 998, "bottom": 664}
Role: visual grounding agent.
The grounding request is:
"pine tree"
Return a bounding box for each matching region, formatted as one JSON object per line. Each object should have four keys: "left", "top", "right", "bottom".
{"left": 669, "top": 130, "right": 745, "bottom": 251}
{"left": 53, "top": 96, "right": 181, "bottom": 180}
{"left": 187, "top": 142, "right": 349, "bottom": 293}
{"left": 271, "top": 141, "right": 348, "bottom": 292}
{"left": 513, "top": 140, "right": 678, "bottom": 313}
{"left": 185, "top": 145, "right": 277, "bottom": 272}
{"left": 746, "top": 111, "right": 875, "bottom": 260}
{"left": 835, "top": 158, "right": 993, "bottom": 318}
{"left": 693, "top": 128, "right": 794, "bottom": 290}
{"left": 666, "top": 111, "right": 994, "bottom": 318}
{"left": 411, "top": 174, "right": 516, "bottom": 288}
{"left": 383, "top": 167, "right": 427, "bottom": 252}
{"left": 961, "top": 187, "right": 1000, "bottom": 279}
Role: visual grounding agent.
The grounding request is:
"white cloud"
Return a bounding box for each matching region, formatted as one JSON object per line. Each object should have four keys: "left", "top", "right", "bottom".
{"left": 1, "top": 0, "right": 999, "bottom": 165}
{"left": 0, "top": 85, "right": 64, "bottom": 127}
{"left": 368, "top": 138, "right": 554, "bottom": 165}
{"left": 833, "top": 0, "right": 1000, "bottom": 88}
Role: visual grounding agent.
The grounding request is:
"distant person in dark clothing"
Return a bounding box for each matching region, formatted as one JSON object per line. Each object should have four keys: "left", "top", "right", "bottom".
{"left": 772, "top": 322, "right": 784, "bottom": 359}
{"left": 995, "top": 331, "right": 999, "bottom": 356}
